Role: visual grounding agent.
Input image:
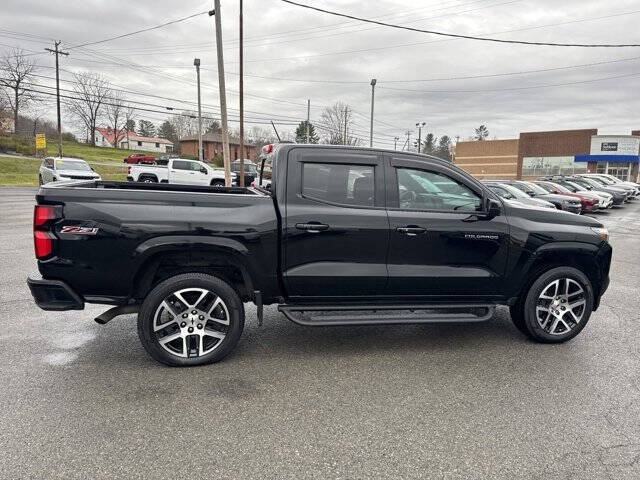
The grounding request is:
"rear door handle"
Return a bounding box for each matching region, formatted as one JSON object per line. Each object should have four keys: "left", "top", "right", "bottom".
{"left": 296, "top": 222, "right": 329, "bottom": 233}
{"left": 397, "top": 226, "right": 427, "bottom": 236}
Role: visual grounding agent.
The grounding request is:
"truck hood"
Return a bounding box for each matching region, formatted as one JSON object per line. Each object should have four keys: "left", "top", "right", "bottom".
{"left": 535, "top": 193, "right": 581, "bottom": 204}
{"left": 504, "top": 201, "right": 603, "bottom": 228}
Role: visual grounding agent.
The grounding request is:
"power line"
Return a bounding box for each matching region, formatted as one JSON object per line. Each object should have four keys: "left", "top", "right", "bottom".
{"left": 67, "top": 10, "right": 209, "bottom": 49}
{"left": 379, "top": 70, "right": 640, "bottom": 93}
{"left": 280, "top": 0, "right": 640, "bottom": 48}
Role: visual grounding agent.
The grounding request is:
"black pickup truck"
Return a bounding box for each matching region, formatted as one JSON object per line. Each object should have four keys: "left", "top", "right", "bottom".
{"left": 28, "top": 144, "right": 612, "bottom": 366}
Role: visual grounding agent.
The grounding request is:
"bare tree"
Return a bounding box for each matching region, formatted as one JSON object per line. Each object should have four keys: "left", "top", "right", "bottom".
{"left": 319, "top": 101, "right": 360, "bottom": 145}
{"left": 0, "top": 48, "right": 37, "bottom": 134}
{"left": 104, "top": 90, "right": 127, "bottom": 148}
{"left": 65, "top": 72, "right": 110, "bottom": 146}
{"left": 123, "top": 106, "right": 136, "bottom": 148}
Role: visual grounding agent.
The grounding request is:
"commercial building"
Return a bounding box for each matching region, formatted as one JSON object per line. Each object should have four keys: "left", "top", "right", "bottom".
{"left": 454, "top": 129, "right": 640, "bottom": 182}
{"left": 180, "top": 133, "right": 257, "bottom": 162}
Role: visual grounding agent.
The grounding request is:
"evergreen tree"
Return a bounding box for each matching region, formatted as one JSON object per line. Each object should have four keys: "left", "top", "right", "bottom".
{"left": 295, "top": 120, "right": 319, "bottom": 144}
{"left": 422, "top": 133, "right": 438, "bottom": 155}
{"left": 436, "top": 135, "right": 452, "bottom": 161}
{"left": 474, "top": 125, "right": 489, "bottom": 141}
{"left": 137, "top": 119, "right": 156, "bottom": 137}
{"left": 157, "top": 120, "right": 178, "bottom": 143}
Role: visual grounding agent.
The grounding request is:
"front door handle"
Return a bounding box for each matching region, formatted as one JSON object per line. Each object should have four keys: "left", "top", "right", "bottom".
{"left": 296, "top": 222, "right": 329, "bottom": 233}
{"left": 397, "top": 226, "right": 427, "bottom": 236}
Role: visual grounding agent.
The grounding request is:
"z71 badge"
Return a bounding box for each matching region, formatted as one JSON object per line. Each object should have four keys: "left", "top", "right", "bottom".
{"left": 60, "top": 226, "right": 99, "bottom": 235}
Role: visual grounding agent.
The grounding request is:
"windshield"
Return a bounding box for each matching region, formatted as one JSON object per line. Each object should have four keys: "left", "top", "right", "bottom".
{"left": 565, "top": 181, "right": 585, "bottom": 191}
{"left": 500, "top": 184, "right": 531, "bottom": 199}
{"left": 582, "top": 178, "right": 604, "bottom": 188}
{"left": 56, "top": 160, "right": 91, "bottom": 171}
{"left": 518, "top": 181, "right": 548, "bottom": 195}
{"left": 551, "top": 183, "right": 572, "bottom": 193}
{"left": 594, "top": 175, "right": 614, "bottom": 185}
{"left": 558, "top": 182, "right": 578, "bottom": 193}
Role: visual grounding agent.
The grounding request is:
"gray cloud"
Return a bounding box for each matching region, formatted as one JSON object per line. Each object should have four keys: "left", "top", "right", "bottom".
{"left": 1, "top": 0, "right": 639, "bottom": 145}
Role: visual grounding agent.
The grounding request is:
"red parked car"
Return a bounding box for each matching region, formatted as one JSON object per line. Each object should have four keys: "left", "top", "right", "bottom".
{"left": 123, "top": 153, "right": 156, "bottom": 165}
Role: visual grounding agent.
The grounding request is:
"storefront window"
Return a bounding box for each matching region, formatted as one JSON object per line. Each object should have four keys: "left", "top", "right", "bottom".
{"left": 607, "top": 164, "right": 630, "bottom": 181}
{"left": 522, "top": 156, "right": 587, "bottom": 177}
{"left": 596, "top": 163, "right": 607, "bottom": 174}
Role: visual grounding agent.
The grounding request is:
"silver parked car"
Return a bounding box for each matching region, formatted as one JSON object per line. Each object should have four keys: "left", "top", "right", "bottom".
{"left": 39, "top": 157, "right": 101, "bottom": 185}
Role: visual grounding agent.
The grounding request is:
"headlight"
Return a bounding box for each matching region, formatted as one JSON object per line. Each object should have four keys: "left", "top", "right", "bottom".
{"left": 591, "top": 227, "right": 609, "bottom": 242}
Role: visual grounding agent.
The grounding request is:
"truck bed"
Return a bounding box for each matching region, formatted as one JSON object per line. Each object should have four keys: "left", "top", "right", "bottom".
{"left": 41, "top": 180, "right": 267, "bottom": 196}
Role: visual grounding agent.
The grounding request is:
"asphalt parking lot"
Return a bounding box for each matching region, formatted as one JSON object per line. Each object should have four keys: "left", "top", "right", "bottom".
{"left": 1, "top": 186, "right": 639, "bottom": 479}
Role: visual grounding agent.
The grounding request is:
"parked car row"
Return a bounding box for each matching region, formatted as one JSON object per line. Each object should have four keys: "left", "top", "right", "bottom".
{"left": 482, "top": 174, "right": 639, "bottom": 215}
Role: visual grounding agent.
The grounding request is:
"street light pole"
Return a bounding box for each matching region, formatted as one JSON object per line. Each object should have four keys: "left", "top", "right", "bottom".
{"left": 210, "top": 2, "right": 231, "bottom": 187}
{"left": 369, "top": 78, "right": 376, "bottom": 147}
{"left": 416, "top": 122, "right": 425, "bottom": 153}
{"left": 194, "top": 58, "right": 202, "bottom": 162}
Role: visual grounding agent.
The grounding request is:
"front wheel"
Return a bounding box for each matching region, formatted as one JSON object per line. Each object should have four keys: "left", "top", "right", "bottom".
{"left": 510, "top": 266, "right": 594, "bottom": 343}
{"left": 137, "top": 273, "right": 245, "bottom": 366}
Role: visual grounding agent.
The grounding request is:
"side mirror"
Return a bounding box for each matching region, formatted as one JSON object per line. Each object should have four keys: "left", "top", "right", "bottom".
{"left": 485, "top": 198, "right": 501, "bottom": 219}
{"left": 200, "top": 167, "right": 207, "bottom": 174}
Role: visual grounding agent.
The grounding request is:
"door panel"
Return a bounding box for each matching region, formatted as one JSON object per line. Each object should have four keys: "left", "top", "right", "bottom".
{"left": 283, "top": 148, "right": 389, "bottom": 299}
{"left": 169, "top": 160, "right": 193, "bottom": 184}
{"left": 384, "top": 157, "right": 510, "bottom": 299}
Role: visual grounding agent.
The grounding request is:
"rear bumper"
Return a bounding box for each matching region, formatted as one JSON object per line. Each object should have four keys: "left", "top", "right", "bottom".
{"left": 27, "top": 273, "right": 84, "bottom": 311}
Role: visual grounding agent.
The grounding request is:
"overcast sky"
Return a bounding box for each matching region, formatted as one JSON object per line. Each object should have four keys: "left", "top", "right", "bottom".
{"left": 1, "top": 0, "right": 639, "bottom": 148}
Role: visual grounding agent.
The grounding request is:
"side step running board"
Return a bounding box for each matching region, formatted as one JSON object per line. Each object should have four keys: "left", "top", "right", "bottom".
{"left": 278, "top": 304, "right": 495, "bottom": 326}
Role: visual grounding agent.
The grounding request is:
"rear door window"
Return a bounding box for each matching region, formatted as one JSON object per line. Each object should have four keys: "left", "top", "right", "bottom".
{"left": 172, "top": 160, "right": 191, "bottom": 170}
{"left": 302, "top": 163, "right": 375, "bottom": 207}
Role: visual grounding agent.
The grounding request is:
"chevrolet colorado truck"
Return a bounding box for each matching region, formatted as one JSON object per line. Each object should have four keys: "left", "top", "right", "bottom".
{"left": 28, "top": 144, "right": 612, "bottom": 367}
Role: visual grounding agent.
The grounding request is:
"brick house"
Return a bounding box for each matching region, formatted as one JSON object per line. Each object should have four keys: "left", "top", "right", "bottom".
{"left": 179, "top": 133, "right": 257, "bottom": 162}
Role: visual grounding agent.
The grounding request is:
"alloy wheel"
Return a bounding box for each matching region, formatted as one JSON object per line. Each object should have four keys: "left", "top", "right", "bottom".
{"left": 535, "top": 278, "right": 586, "bottom": 336}
{"left": 153, "top": 287, "right": 230, "bottom": 358}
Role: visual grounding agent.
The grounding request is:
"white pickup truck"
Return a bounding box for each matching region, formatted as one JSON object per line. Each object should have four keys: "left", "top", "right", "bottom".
{"left": 127, "top": 158, "right": 235, "bottom": 186}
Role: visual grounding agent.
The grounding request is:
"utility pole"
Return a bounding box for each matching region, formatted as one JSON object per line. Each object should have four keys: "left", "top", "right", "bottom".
{"left": 45, "top": 41, "right": 68, "bottom": 158}
{"left": 238, "top": 0, "right": 245, "bottom": 186}
{"left": 210, "top": 2, "right": 231, "bottom": 187}
{"left": 306, "top": 99, "right": 310, "bottom": 143}
{"left": 394, "top": 136, "right": 399, "bottom": 150}
{"left": 194, "top": 58, "right": 203, "bottom": 162}
{"left": 343, "top": 105, "right": 348, "bottom": 145}
{"left": 405, "top": 130, "right": 411, "bottom": 152}
{"left": 416, "top": 121, "right": 425, "bottom": 154}
{"left": 369, "top": 78, "right": 376, "bottom": 147}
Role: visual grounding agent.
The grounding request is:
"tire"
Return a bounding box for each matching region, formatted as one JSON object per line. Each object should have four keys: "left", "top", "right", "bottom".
{"left": 509, "top": 266, "right": 594, "bottom": 343}
{"left": 140, "top": 175, "right": 157, "bottom": 183}
{"left": 137, "top": 273, "right": 245, "bottom": 367}
{"left": 211, "top": 179, "right": 225, "bottom": 187}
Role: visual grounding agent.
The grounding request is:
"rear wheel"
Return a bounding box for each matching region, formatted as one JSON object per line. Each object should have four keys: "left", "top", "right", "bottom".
{"left": 211, "top": 179, "right": 225, "bottom": 187}
{"left": 137, "top": 273, "right": 245, "bottom": 366}
{"left": 139, "top": 175, "right": 157, "bottom": 183}
{"left": 510, "top": 267, "right": 593, "bottom": 343}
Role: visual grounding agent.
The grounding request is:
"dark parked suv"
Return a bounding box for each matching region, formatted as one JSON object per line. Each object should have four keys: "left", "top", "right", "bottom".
{"left": 28, "top": 144, "right": 612, "bottom": 366}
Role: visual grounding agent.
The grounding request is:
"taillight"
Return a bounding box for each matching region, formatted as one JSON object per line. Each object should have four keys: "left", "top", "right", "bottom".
{"left": 34, "top": 231, "right": 54, "bottom": 258}
{"left": 34, "top": 205, "right": 56, "bottom": 227}
{"left": 33, "top": 205, "right": 60, "bottom": 259}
